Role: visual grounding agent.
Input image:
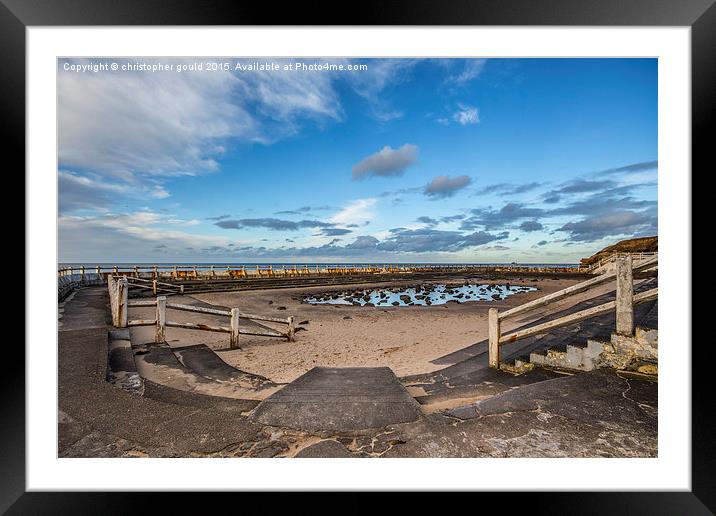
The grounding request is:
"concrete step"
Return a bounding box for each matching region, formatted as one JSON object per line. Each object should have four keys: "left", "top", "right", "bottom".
{"left": 107, "top": 328, "right": 143, "bottom": 395}
{"left": 142, "top": 378, "right": 260, "bottom": 414}
{"left": 132, "top": 343, "right": 281, "bottom": 402}
{"left": 172, "top": 344, "right": 276, "bottom": 390}
{"left": 251, "top": 367, "right": 422, "bottom": 432}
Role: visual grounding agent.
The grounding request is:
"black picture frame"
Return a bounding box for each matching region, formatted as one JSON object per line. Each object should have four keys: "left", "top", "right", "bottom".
{"left": 5, "top": 0, "right": 709, "bottom": 511}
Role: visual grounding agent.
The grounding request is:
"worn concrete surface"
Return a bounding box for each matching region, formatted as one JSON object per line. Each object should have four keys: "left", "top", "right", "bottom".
{"left": 58, "top": 286, "right": 658, "bottom": 458}
{"left": 250, "top": 367, "right": 423, "bottom": 432}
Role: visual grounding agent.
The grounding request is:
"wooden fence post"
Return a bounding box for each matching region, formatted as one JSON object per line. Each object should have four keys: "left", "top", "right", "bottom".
{"left": 152, "top": 280, "right": 157, "bottom": 296}
{"left": 616, "top": 255, "right": 634, "bottom": 335}
{"left": 107, "top": 275, "right": 117, "bottom": 325}
{"left": 155, "top": 295, "right": 166, "bottom": 343}
{"left": 286, "top": 316, "right": 295, "bottom": 342}
{"left": 488, "top": 308, "right": 500, "bottom": 369}
{"left": 118, "top": 276, "right": 128, "bottom": 328}
{"left": 230, "top": 308, "right": 240, "bottom": 349}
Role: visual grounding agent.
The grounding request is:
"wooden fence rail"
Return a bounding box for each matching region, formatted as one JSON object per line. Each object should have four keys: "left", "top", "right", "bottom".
{"left": 488, "top": 254, "right": 658, "bottom": 369}
{"left": 582, "top": 251, "right": 658, "bottom": 274}
{"left": 110, "top": 279, "right": 295, "bottom": 349}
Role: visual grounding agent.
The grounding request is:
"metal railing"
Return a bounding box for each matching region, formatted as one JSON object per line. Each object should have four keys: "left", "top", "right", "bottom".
{"left": 108, "top": 276, "right": 295, "bottom": 349}
{"left": 60, "top": 262, "right": 585, "bottom": 282}
{"left": 488, "top": 255, "right": 658, "bottom": 369}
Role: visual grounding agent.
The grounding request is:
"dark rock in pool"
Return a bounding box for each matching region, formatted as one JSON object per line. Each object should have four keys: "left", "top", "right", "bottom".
{"left": 399, "top": 295, "right": 412, "bottom": 303}
{"left": 352, "top": 301, "right": 361, "bottom": 306}
{"left": 391, "top": 301, "right": 400, "bottom": 306}
{"left": 491, "top": 294, "right": 500, "bottom": 300}
{"left": 365, "top": 302, "right": 375, "bottom": 307}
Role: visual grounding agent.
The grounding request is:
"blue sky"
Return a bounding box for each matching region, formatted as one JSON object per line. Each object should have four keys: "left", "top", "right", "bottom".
{"left": 58, "top": 58, "right": 657, "bottom": 263}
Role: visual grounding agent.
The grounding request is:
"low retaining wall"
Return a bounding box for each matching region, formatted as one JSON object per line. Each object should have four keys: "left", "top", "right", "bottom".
{"left": 58, "top": 273, "right": 103, "bottom": 301}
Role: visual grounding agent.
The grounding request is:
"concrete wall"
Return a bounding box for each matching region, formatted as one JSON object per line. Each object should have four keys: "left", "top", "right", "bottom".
{"left": 58, "top": 273, "right": 103, "bottom": 301}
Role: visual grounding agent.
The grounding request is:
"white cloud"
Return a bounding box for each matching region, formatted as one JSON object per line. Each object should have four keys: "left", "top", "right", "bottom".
{"left": 329, "top": 198, "right": 377, "bottom": 226}
{"left": 450, "top": 59, "right": 487, "bottom": 85}
{"left": 452, "top": 104, "right": 480, "bottom": 125}
{"left": 59, "top": 210, "right": 232, "bottom": 261}
{"left": 58, "top": 58, "right": 419, "bottom": 215}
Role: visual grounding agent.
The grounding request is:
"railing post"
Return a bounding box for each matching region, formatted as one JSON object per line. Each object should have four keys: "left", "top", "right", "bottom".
{"left": 118, "top": 276, "right": 128, "bottom": 328}
{"left": 616, "top": 255, "right": 634, "bottom": 335}
{"left": 286, "top": 316, "right": 295, "bottom": 342}
{"left": 152, "top": 280, "right": 157, "bottom": 296}
{"left": 155, "top": 295, "right": 166, "bottom": 343}
{"left": 230, "top": 308, "right": 240, "bottom": 349}
{"left": 488, "top": 308, "right": 501, "bottom": 369}
{"left": 108, "top": 275, "right": 117, "bottom": 325}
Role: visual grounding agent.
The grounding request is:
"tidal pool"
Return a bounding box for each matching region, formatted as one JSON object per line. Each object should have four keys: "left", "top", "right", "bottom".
{"left": 304, "top": 283, "right": 538, "bottom": 307}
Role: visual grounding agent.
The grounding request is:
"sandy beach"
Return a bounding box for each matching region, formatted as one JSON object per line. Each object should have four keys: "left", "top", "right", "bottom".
{"left": 126, "top": 274, "right": 632, "bottom": 384}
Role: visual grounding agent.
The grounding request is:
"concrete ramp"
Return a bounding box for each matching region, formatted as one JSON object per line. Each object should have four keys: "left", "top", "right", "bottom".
{"left": 250, "top": 367, "right": 422, "bottom": 432}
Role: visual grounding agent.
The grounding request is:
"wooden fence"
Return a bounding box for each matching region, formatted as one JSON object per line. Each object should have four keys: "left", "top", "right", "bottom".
{"left": 123, "top": 275, "right": 184, "bottom": 295}
{"left": 488, "top": 255, "right": 659, "bottom": 369}
{"left": 108, "top": 276, "right": 295, "bottom": 349}
{"left": 582, "top": 251, "right": 658, "bottom": 274}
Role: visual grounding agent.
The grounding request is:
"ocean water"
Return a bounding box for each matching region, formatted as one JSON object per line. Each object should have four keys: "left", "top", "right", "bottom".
{"left": 304, "top": 283, "right": 538, "bottom": 307}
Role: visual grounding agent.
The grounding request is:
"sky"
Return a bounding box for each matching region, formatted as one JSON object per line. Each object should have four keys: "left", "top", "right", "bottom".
{"left": 58, "top": 57, "right": 657, "bottom": 264}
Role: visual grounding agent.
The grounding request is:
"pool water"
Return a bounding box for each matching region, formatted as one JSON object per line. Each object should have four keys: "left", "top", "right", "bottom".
{"left": 304, "top": 283, "right": 537, "bottom": 307}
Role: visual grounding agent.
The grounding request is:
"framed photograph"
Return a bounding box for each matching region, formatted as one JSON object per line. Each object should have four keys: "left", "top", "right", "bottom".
{"left": 8, "top": 0, "right": 710, "bottom": 509}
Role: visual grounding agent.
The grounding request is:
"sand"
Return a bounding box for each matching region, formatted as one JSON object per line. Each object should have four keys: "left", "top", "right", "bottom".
{"left": 128, "top": 275, "right": 625, "bottom": 384}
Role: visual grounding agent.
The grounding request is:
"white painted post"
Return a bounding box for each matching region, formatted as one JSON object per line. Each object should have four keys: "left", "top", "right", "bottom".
{"left": 107, "top": 275, "right": 117, "bottom": 326}
{"left": 152, "top": 280, "right": 157, "bottom": 296}
{"left": 118, "top": 276, "right": 128, "bottom": 328}
{"left": 155, "top": 295, "right": 166, "bottom": 343}
{"left": 616, "top": 255, "right": 634, "bottom": 335}
{"left": 286, "top": 316, "right": 296, "bottom": 342}
{"left": 230, "top": 308, "right": 240, "bottom": 349}
{"left": 488, "top": 308, "right": 500, "bottom": 369}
